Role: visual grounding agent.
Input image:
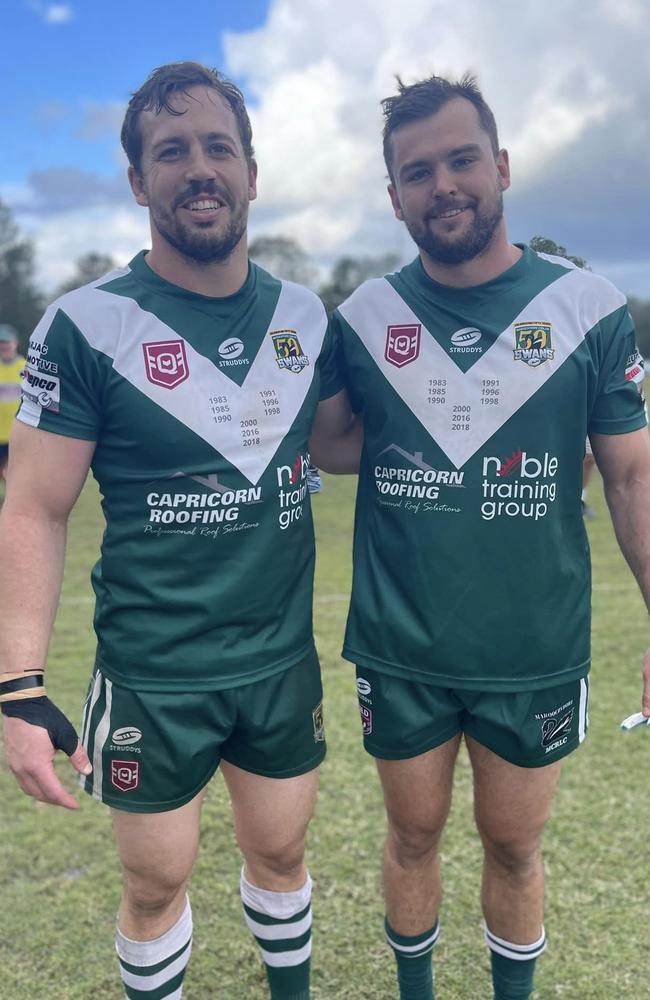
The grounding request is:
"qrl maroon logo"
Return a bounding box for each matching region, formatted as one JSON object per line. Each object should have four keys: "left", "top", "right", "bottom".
{"left": 111, "top": 759, "right": 140, "bottom": 792}
{"left": 143, "top": 340, "right": 189, "bottom": 389}
{"left": 359, "top": 704, "right": 373, "bottom": 736}
{"left": 385, "top": 324, "right": 421, "bottom": 368}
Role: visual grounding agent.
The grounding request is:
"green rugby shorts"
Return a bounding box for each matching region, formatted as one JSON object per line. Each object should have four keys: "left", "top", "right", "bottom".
{"left": 355, "top": 667, "right": 589, "bottom": 768}
{"left": 80, "top": 651, "right": 326, "bottom": 813}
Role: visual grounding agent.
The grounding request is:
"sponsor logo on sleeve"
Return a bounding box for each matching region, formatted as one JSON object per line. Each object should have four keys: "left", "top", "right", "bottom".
{"left": 385, "top": 324, "right": 421, "bottom": 368}
{"left": 513, "top": 322, "right": 554, "bottom": 367}
{"left": 22, "top": 367, "right": 61, "bottom": 413}
{"left": 625, "top": 350, "right": 645, "bottom": 388}
{"left": 271, "top": 330, "right": 309, "bottom": 373}
{"left": 143, "top": 340, "right": 189, "bottom": 388}
{"left": 110, "top": 759, "right": 140, "bottom": 791}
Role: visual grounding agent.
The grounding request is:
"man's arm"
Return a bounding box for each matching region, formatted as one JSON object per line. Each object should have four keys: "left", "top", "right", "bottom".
{"left": 590, "top": 427, "right": 650, "bottom": 716}
{"left": 0, "top": 422, "right": 96, "bottom": 807}
{"left": 309, "top": 389, "right": 363, "bottom": 474}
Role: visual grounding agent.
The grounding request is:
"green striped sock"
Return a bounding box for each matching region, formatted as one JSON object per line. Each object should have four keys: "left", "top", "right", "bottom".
{"left": 485, "top": 925, "right": 547, "bottom": 1000}
{"left": 241, "top": 871, "right": 312, "bottom": 1000}
{"left": 385, "top": 917, "right": 440, "bottom": 1000}
{"left": 116, "top": 897, "right": 192, "bottom": 999}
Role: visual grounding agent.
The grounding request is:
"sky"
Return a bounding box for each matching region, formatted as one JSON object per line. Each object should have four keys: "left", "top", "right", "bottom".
{"left": 3, "top": 0, "right": 649, "bottom": 297}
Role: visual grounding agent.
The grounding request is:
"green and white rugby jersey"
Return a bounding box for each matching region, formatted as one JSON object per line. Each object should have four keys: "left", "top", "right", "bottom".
{"left": 18, "top": 252, "right": 342, "bottom": 691}
{"left": 334, "top": 246, "right": 646, "bottom": 691}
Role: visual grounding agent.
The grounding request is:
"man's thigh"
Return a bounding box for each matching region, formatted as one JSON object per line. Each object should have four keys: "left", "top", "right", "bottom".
{"left": 467, "top": 737, "right": 563, "bottom": 845}
{"left": 376, "top": 736, "right": 461, "bottom": 836}
{"left": 112, "top": 790, "right": 204, "bottom": 888}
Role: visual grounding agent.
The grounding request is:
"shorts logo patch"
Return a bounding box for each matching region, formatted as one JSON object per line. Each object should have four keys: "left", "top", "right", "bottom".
{"left": 312, "top": 702, "right": 325, "bottom": 742}
{"left": 271, "top": 330, "right": 309, "bottom": 373}
{"left": 513, "top": 322, "right": 554, "bottom": 367}
{"left": 111, "top": 759, "right": 140, "bottom": 791}
{"left": 541, "top": 708, "right": 574, "bottom": 754}
{"left": 143, "top": 340, "right": 189, "bottom": 389}
{"left": 356, "top": 677, "right": 371, "bottom": 697}
{"left": 111, "top": 726, "right": 142, "bottom": 746}
{"left": 359, "top": 703, "right": 372, "bottom": 736}
{"left": 385, "top": 324, "right": 421, "bottom": 368}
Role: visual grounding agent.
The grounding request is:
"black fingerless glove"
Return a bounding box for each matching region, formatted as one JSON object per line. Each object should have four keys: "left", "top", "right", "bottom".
{"left": 1, "top": 697, "right": 79, "bottom": 756}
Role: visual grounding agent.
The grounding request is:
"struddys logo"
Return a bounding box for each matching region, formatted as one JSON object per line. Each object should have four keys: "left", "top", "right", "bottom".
{"left": 143, "top": 340, "right": 189, "bottom": 389}
{"left": 271, "top": 330, "right": 309, "bottom": 373}
{"left": 481, "top": 449, "right": 558, "bottom": 521}
{"left": 513, "top": 322, "right": 554, "bottom": 368}
{"left": 537, "top": 702, "right": 575, "bottom": 755}
{"left": 276, "top": 451, "right": 310, "bottom": 529}
{"left": 385, "top": 324, "right": 421, "bottom": 368}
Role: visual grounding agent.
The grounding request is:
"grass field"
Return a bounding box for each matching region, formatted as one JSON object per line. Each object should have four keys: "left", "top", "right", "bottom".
{"left": 1, "top": 471, "right": 649, "bottom": 999}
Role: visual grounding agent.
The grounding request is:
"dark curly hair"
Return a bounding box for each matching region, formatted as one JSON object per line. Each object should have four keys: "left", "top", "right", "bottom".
{"left": 121, "top": 61, "right": 254, "bottom": 173}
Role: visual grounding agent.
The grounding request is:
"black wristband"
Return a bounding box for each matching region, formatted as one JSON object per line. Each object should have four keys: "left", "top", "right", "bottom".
{"left": 1, "top": 697, "right": 79, "bottom": 756}
{"left": 0, "top": 675, "right": 45, "bottom": 697}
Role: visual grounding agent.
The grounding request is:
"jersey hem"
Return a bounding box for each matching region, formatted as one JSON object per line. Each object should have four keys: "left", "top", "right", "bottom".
{"left": 589, "top": 414, "right": 647, "bottom": 435}
{"left": 96, "top": 638, "right": 318, "bottom": 693}
{"left": 342, "top": 646, "right": 591, "bottom": 693}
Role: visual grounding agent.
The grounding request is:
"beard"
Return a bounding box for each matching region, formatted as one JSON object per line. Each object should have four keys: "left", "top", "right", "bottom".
{"left": 406, "top": 186, "right": 504, "bottom": 266}
{"left": 150, "top": 183, "right": 249, "bottom": 264}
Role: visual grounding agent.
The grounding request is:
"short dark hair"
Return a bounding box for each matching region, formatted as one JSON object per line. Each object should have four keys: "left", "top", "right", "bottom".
{"left": 121, "top": 61, "right": 254, "bottom": 173}
{"left": 382, "top": 73, "right": 499, "bottom": 179}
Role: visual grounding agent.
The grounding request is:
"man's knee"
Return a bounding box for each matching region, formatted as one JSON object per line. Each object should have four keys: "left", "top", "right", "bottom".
{"left": 386, "top": 811, "right": 445, "bottom": 867}
{"left": 480, "top": 830, "right": 543, "bottom": 878}
{"left": 244, "top": 827, "right": 307, "bottom": 881}
{"left": 121, "top": 866, "right": 190, "bottom": 919}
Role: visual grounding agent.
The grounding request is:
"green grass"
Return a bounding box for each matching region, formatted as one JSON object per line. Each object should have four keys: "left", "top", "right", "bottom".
{"left": 1, "top": 472, "right": 649, "bottom": 998}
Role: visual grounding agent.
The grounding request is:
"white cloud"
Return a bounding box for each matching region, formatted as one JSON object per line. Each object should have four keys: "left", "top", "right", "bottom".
{"left": 44, "top": 4, "right": 73, "bottom": 24}
{"left": 22, "top": 205, "right": 149, "bottom": 292}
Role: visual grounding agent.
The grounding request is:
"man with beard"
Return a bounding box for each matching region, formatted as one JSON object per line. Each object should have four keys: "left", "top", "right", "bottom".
{"left": 330, "top": 75, "right": 650, "bottom": 999}
{"left": 0, "top": 62, "right": 357, "bottom": 1000}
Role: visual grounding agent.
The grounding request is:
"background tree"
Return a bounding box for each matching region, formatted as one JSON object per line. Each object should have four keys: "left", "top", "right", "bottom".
{"left": 528, "top": 235, "right": 590, "bottom": 270}
{"left": 53, "top": 251, "right": 117, "bottom": 299}
{"left": 628, "top": 296, "right": 650, "bottom": 358}
{"left": 0, "top": 199, "right": 44, "bottom": 352}
{"left": 318, "top": 252, "right": 400, "bottom": 313}
{"left": 249, "top": 236, "right": 317, "bottom": 288}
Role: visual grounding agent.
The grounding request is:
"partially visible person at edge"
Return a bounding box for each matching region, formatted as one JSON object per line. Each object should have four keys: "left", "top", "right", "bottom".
{"left": 0, "top": 324, "right": 25, "bottom": 482}
{"left": 0, "top": 62, "right": 358, "bottom": 1000}
{"left": 317, "top": 73, "right": 650, "bottom": 1000}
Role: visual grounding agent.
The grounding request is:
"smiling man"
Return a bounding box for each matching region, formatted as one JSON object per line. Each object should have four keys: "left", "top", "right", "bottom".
{"left": 0, "top": 62, "right": 356, "bottom": 1000}
{"left": 331, "top": 74, "right": 650, "bottom": 999}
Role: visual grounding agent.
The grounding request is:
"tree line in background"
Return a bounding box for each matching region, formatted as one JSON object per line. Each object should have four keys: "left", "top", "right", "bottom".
{"left": 1, "top": 197, "right": 649, "bottom": 356}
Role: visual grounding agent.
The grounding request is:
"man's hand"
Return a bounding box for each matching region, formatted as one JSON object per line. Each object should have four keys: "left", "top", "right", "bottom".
{"left": 642, "top": 647, "right": 650, "bottom": 718}
{"left": 2, "top": 699, "right": 92, "bottom": 809}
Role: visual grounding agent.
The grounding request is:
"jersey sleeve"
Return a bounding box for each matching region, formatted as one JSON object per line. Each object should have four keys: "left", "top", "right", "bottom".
{"left": 17, "top": 303, "right": 104, "bottom": 441}
{"left": 589, "top": 303, "right": 647, "bottom": 435}
{"left": 329, "top": 310, "right": 364, "bottom": 413}
{"left": 316, "top": 316, "right": 345, "bottom": 401}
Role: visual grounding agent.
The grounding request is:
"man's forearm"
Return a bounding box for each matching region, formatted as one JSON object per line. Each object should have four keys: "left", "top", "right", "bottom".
{"left": 0, "top": 507, "right": 67, "bottom": 674}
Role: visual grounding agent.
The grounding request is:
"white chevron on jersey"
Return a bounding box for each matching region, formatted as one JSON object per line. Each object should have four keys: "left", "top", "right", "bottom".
{"left": 339, "top": 267, "right": 625, "bottom": 469}
{"left": 53, "top": 278, "right": 325, "bottom": 485}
